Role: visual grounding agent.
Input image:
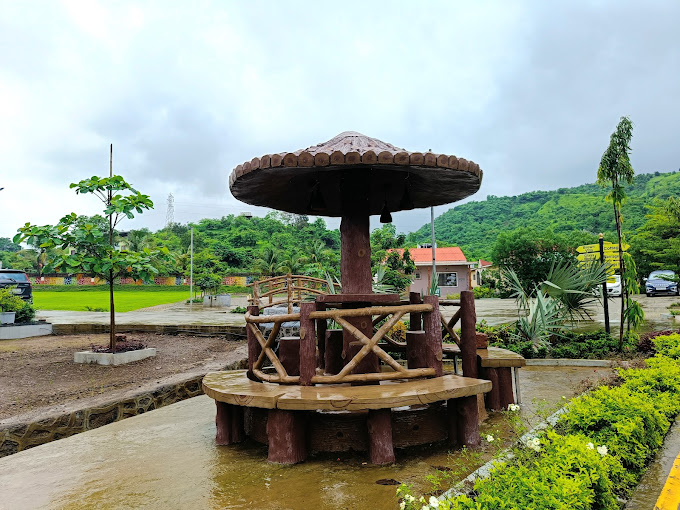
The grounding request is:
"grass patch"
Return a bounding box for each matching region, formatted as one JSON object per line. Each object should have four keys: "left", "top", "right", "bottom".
{"left": 32, "top": 285, "right": 191, "bottom": 293}
{"left": 34, "top": 290, "right": 191, "bottom": 312}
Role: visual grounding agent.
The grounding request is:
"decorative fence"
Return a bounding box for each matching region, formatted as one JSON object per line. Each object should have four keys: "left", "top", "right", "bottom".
{"left": 248, "top": 274, "right": 341, "bottom": 312}
{"left": 27, "top": 274, "right": 254, "bottom": 287}
{"left": 245, "top": 301, "right": 441, "bottom": 385}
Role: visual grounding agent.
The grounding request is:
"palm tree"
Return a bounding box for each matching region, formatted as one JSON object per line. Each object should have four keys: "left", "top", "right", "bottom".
{"left": 278, "top": 252, "right": 308, "bottom": 275}
{"left": 504, "top": 260, "right": 609, "bottom": 349}
{"left": 252, "top": 247, "right": 282, "bottom": 276}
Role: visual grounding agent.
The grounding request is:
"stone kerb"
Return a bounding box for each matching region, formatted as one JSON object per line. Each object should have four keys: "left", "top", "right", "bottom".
{"left": 0, "top": 323, "right": 53, "bottom": 340}
{"left": 74, "top": 348, "right": 157, "bottom": 365}
{"left": 0, "top": 357, "right": 248, "bottom": 457}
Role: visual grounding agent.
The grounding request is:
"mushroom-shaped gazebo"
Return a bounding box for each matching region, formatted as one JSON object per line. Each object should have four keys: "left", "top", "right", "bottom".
{"left": 203, "top": 132, "right": 496, "bottom": 464}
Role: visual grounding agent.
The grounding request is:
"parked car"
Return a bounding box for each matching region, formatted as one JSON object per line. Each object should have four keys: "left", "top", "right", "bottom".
{"left": 607, "top": 275, "right": 622, "bottom": 297}
{"left": 645, "top": 270, "right": 679, "bottom": 297}
{"left": 0, "top": 269, "right": 33, "bottom": 302}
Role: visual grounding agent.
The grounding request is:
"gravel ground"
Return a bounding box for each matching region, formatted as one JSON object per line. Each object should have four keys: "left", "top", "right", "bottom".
{"left": 0, "top": 333, "right": 247, "bottom": 422}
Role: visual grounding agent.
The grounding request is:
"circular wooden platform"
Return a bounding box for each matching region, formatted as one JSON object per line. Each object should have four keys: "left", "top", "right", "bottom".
{"left": 202, "top": 370, "right": 491, "bottom": 411}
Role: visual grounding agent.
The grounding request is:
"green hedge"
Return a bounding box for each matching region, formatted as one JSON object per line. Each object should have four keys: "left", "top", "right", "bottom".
{"left": 478, "top": 322, "right": 640, "bottom": 359}
{"left": 398, "top": 332, "right": 680, "bottom": 509}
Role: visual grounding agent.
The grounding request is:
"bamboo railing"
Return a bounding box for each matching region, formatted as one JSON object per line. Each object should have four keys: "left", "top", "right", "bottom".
{"left": 246, "top": 303, "right": 437, "bottom": 385}
{"left": 248, "top": 274, "right": 341, "bottom": 313}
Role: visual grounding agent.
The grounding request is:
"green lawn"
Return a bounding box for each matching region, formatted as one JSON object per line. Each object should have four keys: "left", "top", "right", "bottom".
{"left": 33, "top": 289, "right": 191, "bottom": 312}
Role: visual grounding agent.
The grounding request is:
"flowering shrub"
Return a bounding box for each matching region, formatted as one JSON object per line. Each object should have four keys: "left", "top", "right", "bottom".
{"left": 397, "top": 332, "right": 680, "bottom": 509}
{"left": 389, "top": 321, "right": 408, "bottom": 343}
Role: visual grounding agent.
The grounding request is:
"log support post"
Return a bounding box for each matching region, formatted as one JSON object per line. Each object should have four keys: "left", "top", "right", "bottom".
{"left": 299, "top": 302, "right": 316, "bottom": 386}
{"left": 316, "top": 303, "right": 327, "bottom": 369}
{"left": 498, "top": 367, "right": 515, "bottom": 409}
{"left": 215, "top": 401, "right": 245, "bottom": 445}
{"left": 409, "top": 292, "right": 422, "bottom": 331}
{"left": 367, "top": 409, "right": 395, "bottom": 464}
{"left": 481, "top": 367, "right": 501, "bottom": 411}
{"left": 266, "top": 409, "right": 307, "bottom": 464}
{"left": 324, "top": 329, "right": 343, "bottom": 375}
{"left": 423, "top": 295, "right": 444, "bottom": 376}
{"left": 460, "top": 291, "right": 477, "bottom": 378}
{"left": 246, "top": 304, "right": 261, "bottom": 382}
{"left": 406, "top": 330, "right": 426, "bottom": 369}
{"left": 279, "top": 337, "right": 300, "bottom": 376}
{"left": 447, "top": 396, "right": 480, "bottom": 447}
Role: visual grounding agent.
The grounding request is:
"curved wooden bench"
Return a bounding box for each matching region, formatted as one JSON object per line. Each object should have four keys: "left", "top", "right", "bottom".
{"left": 202, "top": 370, "right": 491, "bottom": 464}
{"left": 203, "top": 370, "right": 491, "bottom": 411}
{"left": 441, "top": 345, "right": 526, "bottom": 368}
{"left": 441, "top": 345, "right": 525, "bottom": 409}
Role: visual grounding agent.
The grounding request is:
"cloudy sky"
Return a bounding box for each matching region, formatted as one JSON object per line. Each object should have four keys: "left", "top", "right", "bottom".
{"left": 1, "top": 0, "right": 679, "bottom": 241}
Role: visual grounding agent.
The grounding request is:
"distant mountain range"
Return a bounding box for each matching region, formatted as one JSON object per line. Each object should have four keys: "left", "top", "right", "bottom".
{"left": 407, "top": 170, "right": 680, "bottom": 261}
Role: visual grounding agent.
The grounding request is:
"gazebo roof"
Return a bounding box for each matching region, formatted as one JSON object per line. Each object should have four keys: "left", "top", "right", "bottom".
{"left": 229, "top": 131, "right": 483, "bottom": 217}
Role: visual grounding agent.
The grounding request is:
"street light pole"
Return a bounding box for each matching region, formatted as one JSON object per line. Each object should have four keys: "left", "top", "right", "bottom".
{"left": 431, "top": 206, "right": 436, "bottom": 293}
{"left": 190, "top": 227, "right": 194, "bottom": 310}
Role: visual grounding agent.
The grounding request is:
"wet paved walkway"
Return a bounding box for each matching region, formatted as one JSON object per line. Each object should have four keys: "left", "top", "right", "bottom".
{"left": 0, "top": 366, "right": 614, "bottom": 510}
{"left": 35, "top": 295, "right": 680, "bottom": 331}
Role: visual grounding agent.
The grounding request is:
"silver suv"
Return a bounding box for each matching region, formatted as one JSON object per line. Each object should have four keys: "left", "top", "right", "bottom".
{"left": 0, "top": 269, "right": 33, "bottom": 302}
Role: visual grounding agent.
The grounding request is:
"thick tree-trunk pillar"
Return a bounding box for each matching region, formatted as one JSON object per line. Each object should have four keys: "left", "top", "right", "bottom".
{"left": 460, "top": 291, "right": 478, "bottom": 378}
{"left": 324, "top": 329, "right": 343, "bottom": 374}
{"left": 266, "top": 409, "right": 307, "bottom": 464}
{"left": 447, "top": 396, "right": 480, "bottom": 447}
{"left": 422, "top": 295, "right": 444, "bottom": 376}
{"left": 498, "top": 367, "right": 515, "bottom": 409}
{"left": 215, "top": 401, "right": 245, "bottom": 445}
{"left": 339, "top": 214, "right": 378, "bottom": 375}
{"left": 278, "top": 337, "right": 300, "bottom": 376}
{"left": 367, "top": 409, "right": 395, "bottom": 464}
{"left": 246, "top": 305, "right": 261, "bottom": 382}
{"left": 340, "top": 215, "right": 371, "bottom": 294}
{"left": 299, "top": 302, "right": 316, "bottom": 385}
{"left": 409, "top": 292, "right": 422, "bottom": 331}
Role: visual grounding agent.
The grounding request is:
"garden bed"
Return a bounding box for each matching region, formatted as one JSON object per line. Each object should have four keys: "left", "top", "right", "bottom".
{"left": 0, "top": 333, "right": 247, "bottom": 422}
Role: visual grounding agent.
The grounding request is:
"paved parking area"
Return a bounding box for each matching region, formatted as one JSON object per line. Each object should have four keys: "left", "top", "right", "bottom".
{"left": 35, "top": 294, "right": 680, "bottom": 332}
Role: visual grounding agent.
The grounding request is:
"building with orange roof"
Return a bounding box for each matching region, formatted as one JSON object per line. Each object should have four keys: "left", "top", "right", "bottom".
{"left": 391, "top": 246, "right": 476, "bottom": 296}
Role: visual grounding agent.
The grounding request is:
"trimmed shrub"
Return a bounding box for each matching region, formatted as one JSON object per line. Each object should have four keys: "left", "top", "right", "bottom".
{"left": 398, "top": 330, "right": 680, "bottom": 509}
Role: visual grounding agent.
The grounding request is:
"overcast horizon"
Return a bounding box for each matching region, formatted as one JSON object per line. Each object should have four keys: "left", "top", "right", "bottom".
{"left": 2, "top": 1, "right": 679, "bottom": 242}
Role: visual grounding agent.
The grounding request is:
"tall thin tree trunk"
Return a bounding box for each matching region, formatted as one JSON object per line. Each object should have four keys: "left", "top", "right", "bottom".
{"left": 109, "top": 144, "right": 116, "bottom": 352}
{"left": 613, "top": 201, "right": 626, "bottom": 351}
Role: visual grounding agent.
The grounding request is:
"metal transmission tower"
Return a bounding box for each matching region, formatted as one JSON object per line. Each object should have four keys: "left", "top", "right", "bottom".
{"left": 165, "top": 193, "right": 175, "bottom": 227}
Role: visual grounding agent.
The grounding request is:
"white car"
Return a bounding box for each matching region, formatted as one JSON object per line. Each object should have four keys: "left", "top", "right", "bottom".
{"left": 606, "top": 275, "right": 621, "bottom": 297}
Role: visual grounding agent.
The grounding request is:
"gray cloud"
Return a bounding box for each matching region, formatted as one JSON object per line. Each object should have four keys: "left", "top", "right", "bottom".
{"left": 1, "top": 0, "right": 679, "bottom": 240}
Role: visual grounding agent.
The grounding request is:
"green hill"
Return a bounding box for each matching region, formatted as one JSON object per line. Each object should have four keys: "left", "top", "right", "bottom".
{"left": 407, "top": 170, "right": 680, "bottom": 261}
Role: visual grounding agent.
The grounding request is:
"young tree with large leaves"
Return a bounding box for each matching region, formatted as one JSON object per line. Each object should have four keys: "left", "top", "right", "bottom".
{"left": 597, "top": 116, "right": 635, "bottom": 350}
{"left": 15, "top": 169, "right": 168, "bottom": 352}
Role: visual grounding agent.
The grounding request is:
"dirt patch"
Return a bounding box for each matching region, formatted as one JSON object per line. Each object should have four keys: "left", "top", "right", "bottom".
{"left": 0, "top": 333, "right": 247, "bottom": 422}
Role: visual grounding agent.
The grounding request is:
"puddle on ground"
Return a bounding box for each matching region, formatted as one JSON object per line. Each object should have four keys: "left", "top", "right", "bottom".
{"left": 0, "top": 367, "right": 614, "bottom": 510}
{"left": 625, "top": 417, "right": 680, "bottom": 510}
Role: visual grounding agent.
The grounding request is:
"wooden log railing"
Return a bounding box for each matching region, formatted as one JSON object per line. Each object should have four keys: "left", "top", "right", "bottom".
{"left": 248, "top": 274, "right": 341, "bottom": 312}
{"left": 245, "top": 303, "right": 437, "bottom": 385}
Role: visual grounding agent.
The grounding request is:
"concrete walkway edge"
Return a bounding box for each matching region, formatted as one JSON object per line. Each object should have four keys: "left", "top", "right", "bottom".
{"left": 655, "top": 453, "right": 680, "bottom": 509}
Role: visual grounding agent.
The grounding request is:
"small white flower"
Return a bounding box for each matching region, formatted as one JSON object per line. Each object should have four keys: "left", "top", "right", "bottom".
{"left": 508, "top": 403, "right": 520, "bottom": 412}
{"left": 399, "top": 502, "right": 406, "bottom": 510}
{"left": 597, "top": 445, "right": 608, "bottom": 456}
{"left": 486, "top": 434, "right": 495, "bottom": 443}
{"left": 526, "top": 437, "right": 541, "bottom": 452}
{"left": 406, "top": 495, "right": 415, "bottom": 503}
{"left": 429, "top": 496, "right": 439, "bottom": 507}
{"left": 586, "top": 442, "right": 594, "bottom": 450}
